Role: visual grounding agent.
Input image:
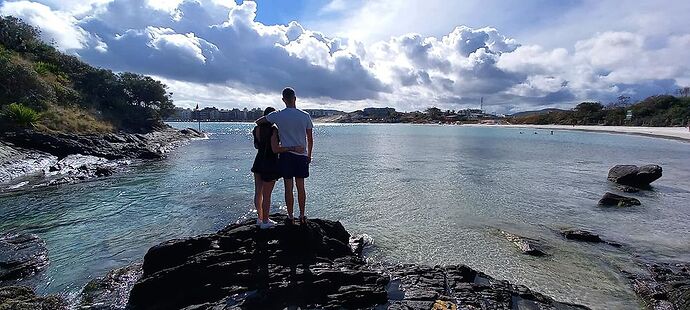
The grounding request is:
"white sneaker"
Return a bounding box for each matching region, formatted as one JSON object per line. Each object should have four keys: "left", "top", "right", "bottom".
{"left": 256, "top": 219, "right": 262, "bottom": 226}
{"left": 260, "top": 221, "right": 275, "bottom": 229}
{"left": 267, "top": 219, "right": 277, "bottom": 225}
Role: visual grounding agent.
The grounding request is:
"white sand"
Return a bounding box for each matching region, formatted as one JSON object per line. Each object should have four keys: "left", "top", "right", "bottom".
{"left": 467, "top": 124, "right": 690, "bottom": 142}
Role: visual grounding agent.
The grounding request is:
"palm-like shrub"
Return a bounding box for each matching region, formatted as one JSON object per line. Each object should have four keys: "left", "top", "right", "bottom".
{"left": 3, "top": 103, "right": 39, "bottom": 127}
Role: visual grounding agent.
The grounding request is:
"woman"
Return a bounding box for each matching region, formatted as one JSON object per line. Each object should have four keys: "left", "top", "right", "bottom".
{"left": 251, "top": 107, "right": 303, "bottom": 228}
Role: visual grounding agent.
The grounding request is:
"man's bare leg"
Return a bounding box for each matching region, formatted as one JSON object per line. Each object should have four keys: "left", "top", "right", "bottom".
{"left": 261, "top": 180, "right": 276, "bottom": 223}
{"left": 253, "top": 173, "right": 263, "bottom": 222}
{"left": 284, "top": 177, "right": 295, "bottom": 220}
{"left": 295, "top": 178, "right": 306, "bottom": 220}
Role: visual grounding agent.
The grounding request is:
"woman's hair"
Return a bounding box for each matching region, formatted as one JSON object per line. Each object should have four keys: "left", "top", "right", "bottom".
{"left": 264, "top": 107, "right": 276, "bottom": 116}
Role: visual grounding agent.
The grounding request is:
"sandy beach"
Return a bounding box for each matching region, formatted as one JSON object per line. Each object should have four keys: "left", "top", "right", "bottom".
{"left": 469, "top": 124, "right": 690, "bottom": 142}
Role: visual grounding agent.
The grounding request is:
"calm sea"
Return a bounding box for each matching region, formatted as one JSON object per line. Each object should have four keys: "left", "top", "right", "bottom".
{"left": 1, "top": 122, "right": 689, "bottom": 309}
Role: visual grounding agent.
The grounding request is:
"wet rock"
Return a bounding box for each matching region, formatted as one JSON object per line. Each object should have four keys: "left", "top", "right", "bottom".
{"left": 126, "top": 215, "right": 585, "bottom": 309}
{"left": 626, "top": 263, "right": 690, "bottom": 310}
{"left": 0, "top": 286, "right": 67, "bottom": 310}
{"left": 500, "top": 231, "right": 549, "bottom": 256}
{"left": 560, "top": 229, "right": 603, "bottom": 243}
{"left": 617, "top": 185, "right": 640, "bottom": 193}
{"left": 0, "top": 233, "right": 49, "bottom": 281}
{"left": 608, "top": 164, "right": 662, "bottom": 187}
{"left": 79, "top": 263, "right": 143, "bottom": 310}
{"left": 598, "top": 192, "right": 641, "bottom": 207}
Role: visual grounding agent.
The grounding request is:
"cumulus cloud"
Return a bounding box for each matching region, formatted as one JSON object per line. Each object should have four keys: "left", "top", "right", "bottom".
{"left": 1, "top": 0, "right": 688, "bottom": 113}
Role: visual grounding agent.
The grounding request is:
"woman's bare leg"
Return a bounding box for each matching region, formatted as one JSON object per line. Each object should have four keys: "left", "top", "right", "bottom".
{"left": 261, "top": 180, "right": 276, "bottom": 223}
{"left": 284, "top": 177, "right": 295, "bottom": 219}
{"left": 253, "top": 173, "right": 263, "bottom": 222}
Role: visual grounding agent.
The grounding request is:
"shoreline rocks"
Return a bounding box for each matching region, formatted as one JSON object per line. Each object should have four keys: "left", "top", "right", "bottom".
{"left": 608, "top": 164, "right": 662, "bottom": 188}
{"left": 0, "top": 127, "right": 204, "bottom": 192}
{"left": 598, "top": 192, "right": 641, "bottom": 207}
{"left": 626, "top": 263, "right": 690, "bottom": 310}
{"left": 79, "top": 263, "right": 143, "bottom": 310}
{"left": 0, "top": 286, "right": 67, "bottom": 310}
{"left": 0, "top": 233, "right": 48, "bottom": 282}
{"left": 125, "top": 214, "right": 584, "bottom": 309}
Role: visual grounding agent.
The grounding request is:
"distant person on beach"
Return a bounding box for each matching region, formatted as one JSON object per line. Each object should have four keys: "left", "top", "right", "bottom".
{"left": 251, "top": 107, "right": 304, "bottom": 229}
{"left": 256, "top": 87, "right": 314, "bottom": 225}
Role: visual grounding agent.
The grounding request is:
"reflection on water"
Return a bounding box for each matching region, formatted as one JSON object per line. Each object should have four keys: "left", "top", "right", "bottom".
{"left": 1, "top": 122, "right": 689, "bottom": 309}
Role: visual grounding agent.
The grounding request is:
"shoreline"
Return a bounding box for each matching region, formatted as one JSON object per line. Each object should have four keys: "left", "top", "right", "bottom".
{"left": 464, "top": 124, "right": 690, "bottom": 142}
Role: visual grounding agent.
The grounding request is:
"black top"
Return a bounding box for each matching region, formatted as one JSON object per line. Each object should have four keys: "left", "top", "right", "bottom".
{"left": 251, "top": 124, "right": 279, "bottom": 176}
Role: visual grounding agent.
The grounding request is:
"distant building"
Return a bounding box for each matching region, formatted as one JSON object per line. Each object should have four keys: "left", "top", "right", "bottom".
{"left": 304, "top": 109, "right": 345, "bottom": 117}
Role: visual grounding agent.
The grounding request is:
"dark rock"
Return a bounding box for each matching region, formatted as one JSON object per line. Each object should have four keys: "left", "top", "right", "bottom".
{"left": 126, "top": 215, "right": 585, "bottom": 309}
{"left": 598, "top": 192, "right": 641, "bottom": 207}
{"left": 0, "top": 233, "right": 49, "bottom": 281}
{"left": 627, "top": 263, "right": 690, "bottom": 310}
{"left": 616, "top": 185, "right": 640, "bottom": 193}
{"left": 0, "top": 286, "right": 67, "bottom": 310}
{"left": 608, "top": 164, "right": 662, "bottom": 187}
{"left": 79, "top": 263, "right": 143, "bottom": 310}
{"left": 500, "top": 231, "right": 549, "bottom": 256}
{"left": 560, "top": 229, "right": 603, "bottom": 243}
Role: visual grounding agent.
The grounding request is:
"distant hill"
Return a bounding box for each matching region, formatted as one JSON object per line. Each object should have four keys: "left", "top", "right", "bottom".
{"left": 0, "top": 16, "right": 175, "bottom": 133}
{"left": 509, "top": 96, "right": 690, "bottom": 126}
{"left": 510, "top": 108, "right": 568, "bottom": 118}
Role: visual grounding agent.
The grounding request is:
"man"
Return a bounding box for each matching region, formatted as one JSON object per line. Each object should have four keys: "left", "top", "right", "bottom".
{"left": 256, "top": 87, "right": 314, "bottom": 224}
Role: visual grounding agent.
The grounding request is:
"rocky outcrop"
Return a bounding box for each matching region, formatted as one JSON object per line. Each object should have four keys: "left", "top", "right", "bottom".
{"left": 1, "top": 127, "right": 205, "bottom": 161}
{"left": 126, "top": 215, "right": 584, "bottom": 309}
{"left": 79, "top": 263, "right": 143, "bottom": 310}
{"left": 0, "top": 233, "right": 48, "bottom": 281}
{"left": 0, "top": 286, "right": 67, "bottom": 310}
{"left": 500, "top": 231, "right": 549, "bottom": 256}
{"left": 598, "top": 192, "right": 641, "bottom": 207}
{"left": 608, "top": 164, "right": 663, "bottom": 188}
{"left": 626, "top": 263, "right": 690, "bottom": 310}
{"left": 0, "top": 127, "right": 205, "bottom": 191}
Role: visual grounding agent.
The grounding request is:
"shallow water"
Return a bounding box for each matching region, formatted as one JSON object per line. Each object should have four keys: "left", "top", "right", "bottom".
{"left": 1, "top": 123, "right": 689, "bottom": 308}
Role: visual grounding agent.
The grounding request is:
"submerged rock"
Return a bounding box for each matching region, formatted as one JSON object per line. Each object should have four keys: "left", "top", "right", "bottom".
{"left": 0, "top": 286, "right": 67, "bottom": 310}
{"left": 500, "top": 231, "right": 549, "bottom": 256}
{"left": 126, "top": 215, "right": 584, "bottom": 309}
{"left": 79, "top": 263, "right": 143, "bottom": 310}
{"left": 608, "top": 164, "right": 662, "bottom": 188}
{"left": 626, "top": 263, "right": 690, "bottom": 310}
{"left": 560, "top": 229, "right": 603, "bottom": 243}
{"left": 0, "top": 233, "right": 49, "bottom": 281}
{"left": 598, "top": 192, "right": 641, "bottom": 207}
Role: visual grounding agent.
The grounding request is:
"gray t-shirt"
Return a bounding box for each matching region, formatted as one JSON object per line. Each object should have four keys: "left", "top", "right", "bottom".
{"left": 266, "top": 108, "right": 313, "bottom": 156}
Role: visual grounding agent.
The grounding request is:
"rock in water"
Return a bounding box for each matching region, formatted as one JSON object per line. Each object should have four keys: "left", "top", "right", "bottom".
{"left": 608, "top": 164, "right": 662, "bottom": 187}
{"left": 79, "top": 263, "right": 143, "bottom": 310}
{"left": 0, "top": 286, "right": 67, "bottom": 309}
{"left": 598, "top": 192, "right": 642, "bottom": 207}
{"left": 627, "top": 263, "right": 690, "bottom": 310}
{"left": 560, "top": 229, "right": 603, "bottom": 243}
{"left": 127, "top": 214, "right": 586, "bottom": 309}
{"left": 0, "top": 233, "right": 49, "bottom": 281}
{"left": 500, "top": 231, "right": 549, "bottom": 256}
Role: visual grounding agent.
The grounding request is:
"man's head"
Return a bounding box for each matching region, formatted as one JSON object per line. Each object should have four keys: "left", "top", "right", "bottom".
{"left": 282, "top": 87, "right": 296, "bottom": 107}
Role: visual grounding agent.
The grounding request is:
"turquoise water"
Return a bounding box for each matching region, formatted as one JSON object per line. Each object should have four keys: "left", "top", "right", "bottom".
{"left": 1, "top": 123, "right": 689, "bottom": 309}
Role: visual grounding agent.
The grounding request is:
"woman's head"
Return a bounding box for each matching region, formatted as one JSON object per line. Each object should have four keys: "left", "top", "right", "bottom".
{"left": 264, "top": 107, "right": 276, "bottom": 116}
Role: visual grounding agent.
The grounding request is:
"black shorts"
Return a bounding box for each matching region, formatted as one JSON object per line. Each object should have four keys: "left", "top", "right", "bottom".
{"left": 279, "top": 152, "right": 310, "bottom": 179}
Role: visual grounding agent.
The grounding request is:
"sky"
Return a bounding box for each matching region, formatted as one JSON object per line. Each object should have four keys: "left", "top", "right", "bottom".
{"left": 1, "top": 0, "right": 689, "bottom": 113}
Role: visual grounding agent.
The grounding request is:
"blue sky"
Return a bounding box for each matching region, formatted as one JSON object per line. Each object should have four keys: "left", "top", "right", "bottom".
{"left": 1, "top": 0, "right": 689, "bottom": 113}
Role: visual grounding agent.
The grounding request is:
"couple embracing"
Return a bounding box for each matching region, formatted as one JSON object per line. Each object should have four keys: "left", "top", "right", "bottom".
{"left": 251, "top": 87, "right": 314, "bottom": 229}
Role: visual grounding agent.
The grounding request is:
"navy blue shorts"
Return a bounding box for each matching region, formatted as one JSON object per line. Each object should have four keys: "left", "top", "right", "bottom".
{"left": 279, "top": 152, "right": 310, "bottom": 179}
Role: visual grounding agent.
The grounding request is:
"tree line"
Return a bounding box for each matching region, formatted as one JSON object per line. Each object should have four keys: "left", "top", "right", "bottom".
{"left": 0, "top": 16, "right": 175, "bottom": 133}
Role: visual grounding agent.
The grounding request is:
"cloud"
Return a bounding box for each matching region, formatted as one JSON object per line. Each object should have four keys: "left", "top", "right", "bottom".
{"left": 2, "top": 0, "right": 688, "bottom": 113}
{"left": 0, "top": 0, "right": 89, "bottom": 50}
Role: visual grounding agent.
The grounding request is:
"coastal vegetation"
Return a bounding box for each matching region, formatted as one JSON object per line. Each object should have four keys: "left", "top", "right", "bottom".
{"left": 510, "top": 95, "right": 690, "bottom": 126}
{"left": 0, "top": 16, "right": 175, "bottom": 133}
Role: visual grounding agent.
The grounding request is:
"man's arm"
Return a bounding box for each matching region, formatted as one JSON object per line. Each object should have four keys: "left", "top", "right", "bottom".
{"left": 306, "top": 128, "right": 313, "bottom": 163}
{"left": 255, "top": 116, "right": 270, "bottom": 125}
